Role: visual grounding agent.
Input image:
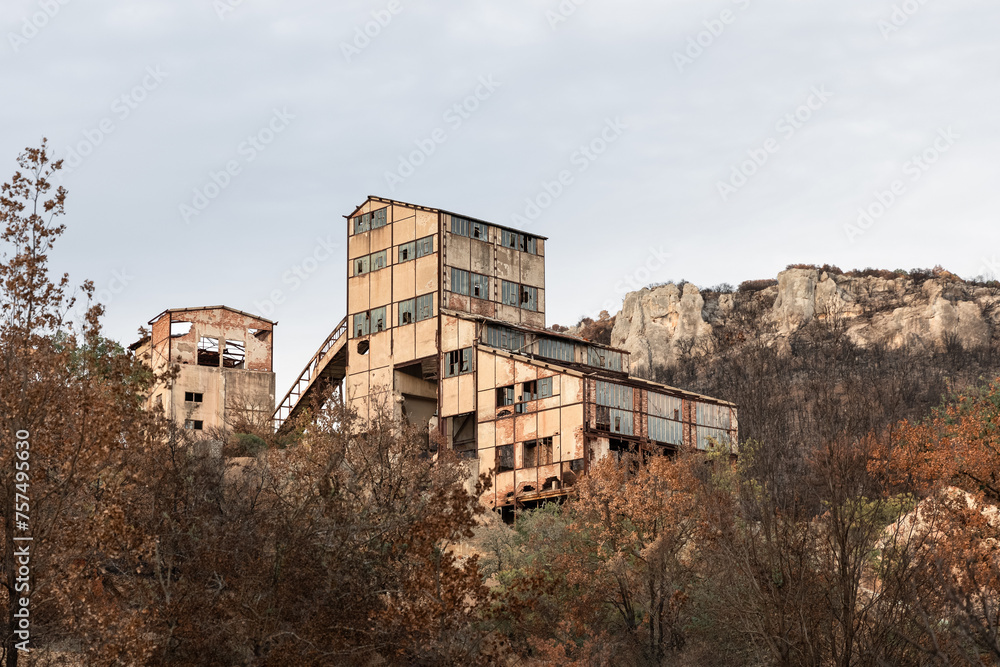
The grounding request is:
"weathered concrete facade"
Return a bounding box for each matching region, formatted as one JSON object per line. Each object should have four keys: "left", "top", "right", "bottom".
{"left": 133, "top": 306, "right": 276, "bottom": 436}
{"left": 273, "top": 195, "right": 738, "bottom": 514}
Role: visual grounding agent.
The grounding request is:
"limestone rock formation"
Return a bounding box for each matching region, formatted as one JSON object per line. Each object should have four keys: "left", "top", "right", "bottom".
{"left": 611, "top": 268, "right": 1000, "bottom": 379}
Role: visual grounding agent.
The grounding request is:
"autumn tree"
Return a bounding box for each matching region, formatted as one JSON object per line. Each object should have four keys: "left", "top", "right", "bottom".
{"left": 0, "top": 142, "right": 162, "bottom": 664}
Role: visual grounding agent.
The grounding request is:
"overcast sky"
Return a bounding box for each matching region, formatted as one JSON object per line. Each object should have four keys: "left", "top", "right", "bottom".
{"left": 3, "top": 0, "right": 998, "bottom": 394}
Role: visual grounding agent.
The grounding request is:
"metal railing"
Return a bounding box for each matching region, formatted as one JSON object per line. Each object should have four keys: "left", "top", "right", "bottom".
{"left": 272, "top": 316, "right": 348, "bottom": 431}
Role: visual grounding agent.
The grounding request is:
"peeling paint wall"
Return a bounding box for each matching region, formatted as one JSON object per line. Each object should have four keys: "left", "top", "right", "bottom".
{"left": 141, "top": 307, "right": 275, "bottom": 436}
{"left": 440, "top": 213, "right": 546, "bottom": 329}
{"left": 475, "top": 348, "right": 585, "bottom": 509}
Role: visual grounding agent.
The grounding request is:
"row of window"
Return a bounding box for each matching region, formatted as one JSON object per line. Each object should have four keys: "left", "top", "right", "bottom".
{"left": 496, "top": 378, "right": 555, "bottom": 410}
{"left": 587, "top": 346, "right": 624, "bottom": 371}
{"left": 485, "top": 325, "right": 526, "bottom": 352}
{"left": 501, "top": 280, "right": 538, "bottom": 311}
{"left": 399, "top": 294, "right": 435, "bottom": 325}
{"left": 451, "top": 216, "right": 490, "bottom": 240}
{"left": 593, "top": 381, "right": 732, "bottom": 448}
{"left": 399, "top": 235, "right": 434, "bottom": 262}
{"left": 450, "top": 217, "right": 540, "bottom": 255}
{"left": 354, "top": 307, "right": 387, "bottom": 337}
{"left": 450, "top": 268, "right": 491, "bottom": 299}
{"left": 352, "top": 236, "right": 433, "bottom": 279}
{"left": 352, "top": 207, "right": 388, "bottom": 234}
{"left": 538, "top": 337, "right": 575, "bottom": 363}
{"left": 500, "top": 229, "right": 538, "bottom": 254}
{"left": 353, "top": 294, "right": 436, "bottom": 336}
{"left": 495, "top": 437, "right": 555, "bottom": 473}
{"left": 353, "top": 249, "right": 387, "bottom": 277}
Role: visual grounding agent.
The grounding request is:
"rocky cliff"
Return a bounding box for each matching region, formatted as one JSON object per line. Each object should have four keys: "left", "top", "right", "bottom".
{"left": 611, "top": 268, "right": 1000, "bottom": 379}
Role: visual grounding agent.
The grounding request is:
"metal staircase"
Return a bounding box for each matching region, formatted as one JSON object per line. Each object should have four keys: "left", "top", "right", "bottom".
{"left": 273, "top": 316, "right": 349, "bottom": 434}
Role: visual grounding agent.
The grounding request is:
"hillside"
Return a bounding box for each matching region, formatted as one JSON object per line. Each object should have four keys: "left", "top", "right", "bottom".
{"left": 612, "top": 266, "right": 999, "bottom": 378}
{"left": 564, "top": 266, "right": 1000, "bottom": 450}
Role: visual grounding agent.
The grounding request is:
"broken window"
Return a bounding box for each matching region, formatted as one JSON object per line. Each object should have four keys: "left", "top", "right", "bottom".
{"left": 415, "top": 235, "right": 434, "bottom": 258}
{"left": 451, "top": 216, "right": 470, "bottom": 237}
{"left": 451, "top": 268, "right": 470, "bottom": 295}
{"left": 415, "top": 294, "right": 434, "bottom": 322}
{"left": 497, "top": 444, "right": 514, "bottom": 473}
{"left": 184, "top": 392, "right": 203, "bottom": 403}
{"left": 472, "top": 221, "right": 489, "bottom": 240}
{"left": 523, "top": 380, "right": 538, "bottom": 401}
{"left": 445, "top": 348, "right": 472, "bottom": 377}
{"left": 184, "top": 419, "right": 204, "bottom": 430}
{"left": 448, "top": 412, "right": 476, "bottom": 458}
{"left": 399, "top": 298, "right": 415, "bottom": 325}
{"left": 538, "top": 377, "right": 554, "bottom": 398}
{"left": 197, "top": 336, "right": 220, "bottom": 367}
{"left": 501, "top": 229, "right": 518, "bottom": 249}
{"left": 353, "top": 212, "right": 370, "bottom": 234}
{"left": 249, "top": 328, "right": 270, "bottom": 341}
{"left": 354, "top": 255, "right": 370, "bottom": 276}
{"left": 398, "top": 240, "right": 415, "bottom": 263}
{"left": 170, "top": 321, "right": 193, "bottom": 337}
{"left": 371, "top": 307, "right": 387, "bottom": 333}
{"left": 223, "top": 340, "right": 245, "bottom": 368}
{"left": 520, "top": 234, "right": 538, "bottom": 254}
{"left": 596, "top": 406, "right": 611, "bottom": 431}
{"left": 472, "top": 273, "right": 489, "bottom": 299}
{"left": 496, "top": 385, "right": 515, "bottom": 407}
{"left": 501, "top": 280, "right": 519, "bottom": 306}
{"left": 357, "top": 340, "right": 370, "bottom": 355}
{"left": 522, "top": 437, "right": 553, "bottom": 468}
{"left": 353, "top": 312, "right": 370, "bottom": 337}
{"left": 371, "top": 207, "right": 388, "bottom": 229}
{"left": 595, "top": 383, "right": 635, "bottom": 435}
{"left": 520, "top": 285, "right": 538, "bottom": 311}
{"left": 371, "top": 250, "right": 387, "bottom": 271}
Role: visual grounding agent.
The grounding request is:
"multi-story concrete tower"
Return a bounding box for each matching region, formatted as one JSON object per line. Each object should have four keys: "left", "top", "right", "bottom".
{"left": 275, "top": 196, "right": 737, "bottom": 517}
{"left": 132, "top": 306, "right": 276, "bottom": 436}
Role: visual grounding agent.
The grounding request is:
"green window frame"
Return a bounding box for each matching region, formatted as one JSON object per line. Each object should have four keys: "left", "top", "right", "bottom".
{"left": 451, "top": 268, "right": 470, "bottom": 295}
{"left": 415, "top": 294, "right": 434, "bottom": 321}
{"left": 472, "top": 273, "right": 490, "bottom": 299}
{"left": 399, "top": 299, "right": 415, "bottom": 326}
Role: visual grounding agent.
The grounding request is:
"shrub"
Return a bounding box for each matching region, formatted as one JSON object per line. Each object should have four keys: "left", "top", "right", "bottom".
{"left": 738, "top": 279, "right": 778, "bottom": 293}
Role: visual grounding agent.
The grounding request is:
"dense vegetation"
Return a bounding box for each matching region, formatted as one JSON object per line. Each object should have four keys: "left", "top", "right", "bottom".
{"left": 2, "top": 144, "right": 999, "bottom": 665}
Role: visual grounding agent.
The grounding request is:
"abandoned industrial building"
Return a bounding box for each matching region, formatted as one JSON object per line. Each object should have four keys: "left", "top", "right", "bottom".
{"left": 134, "top": 196, "right": 737, "bottom": 514}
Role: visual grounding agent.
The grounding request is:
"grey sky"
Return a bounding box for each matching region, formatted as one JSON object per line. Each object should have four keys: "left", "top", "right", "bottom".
{"left": 3, "top": 0, "right": 998, "bottom": 394}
